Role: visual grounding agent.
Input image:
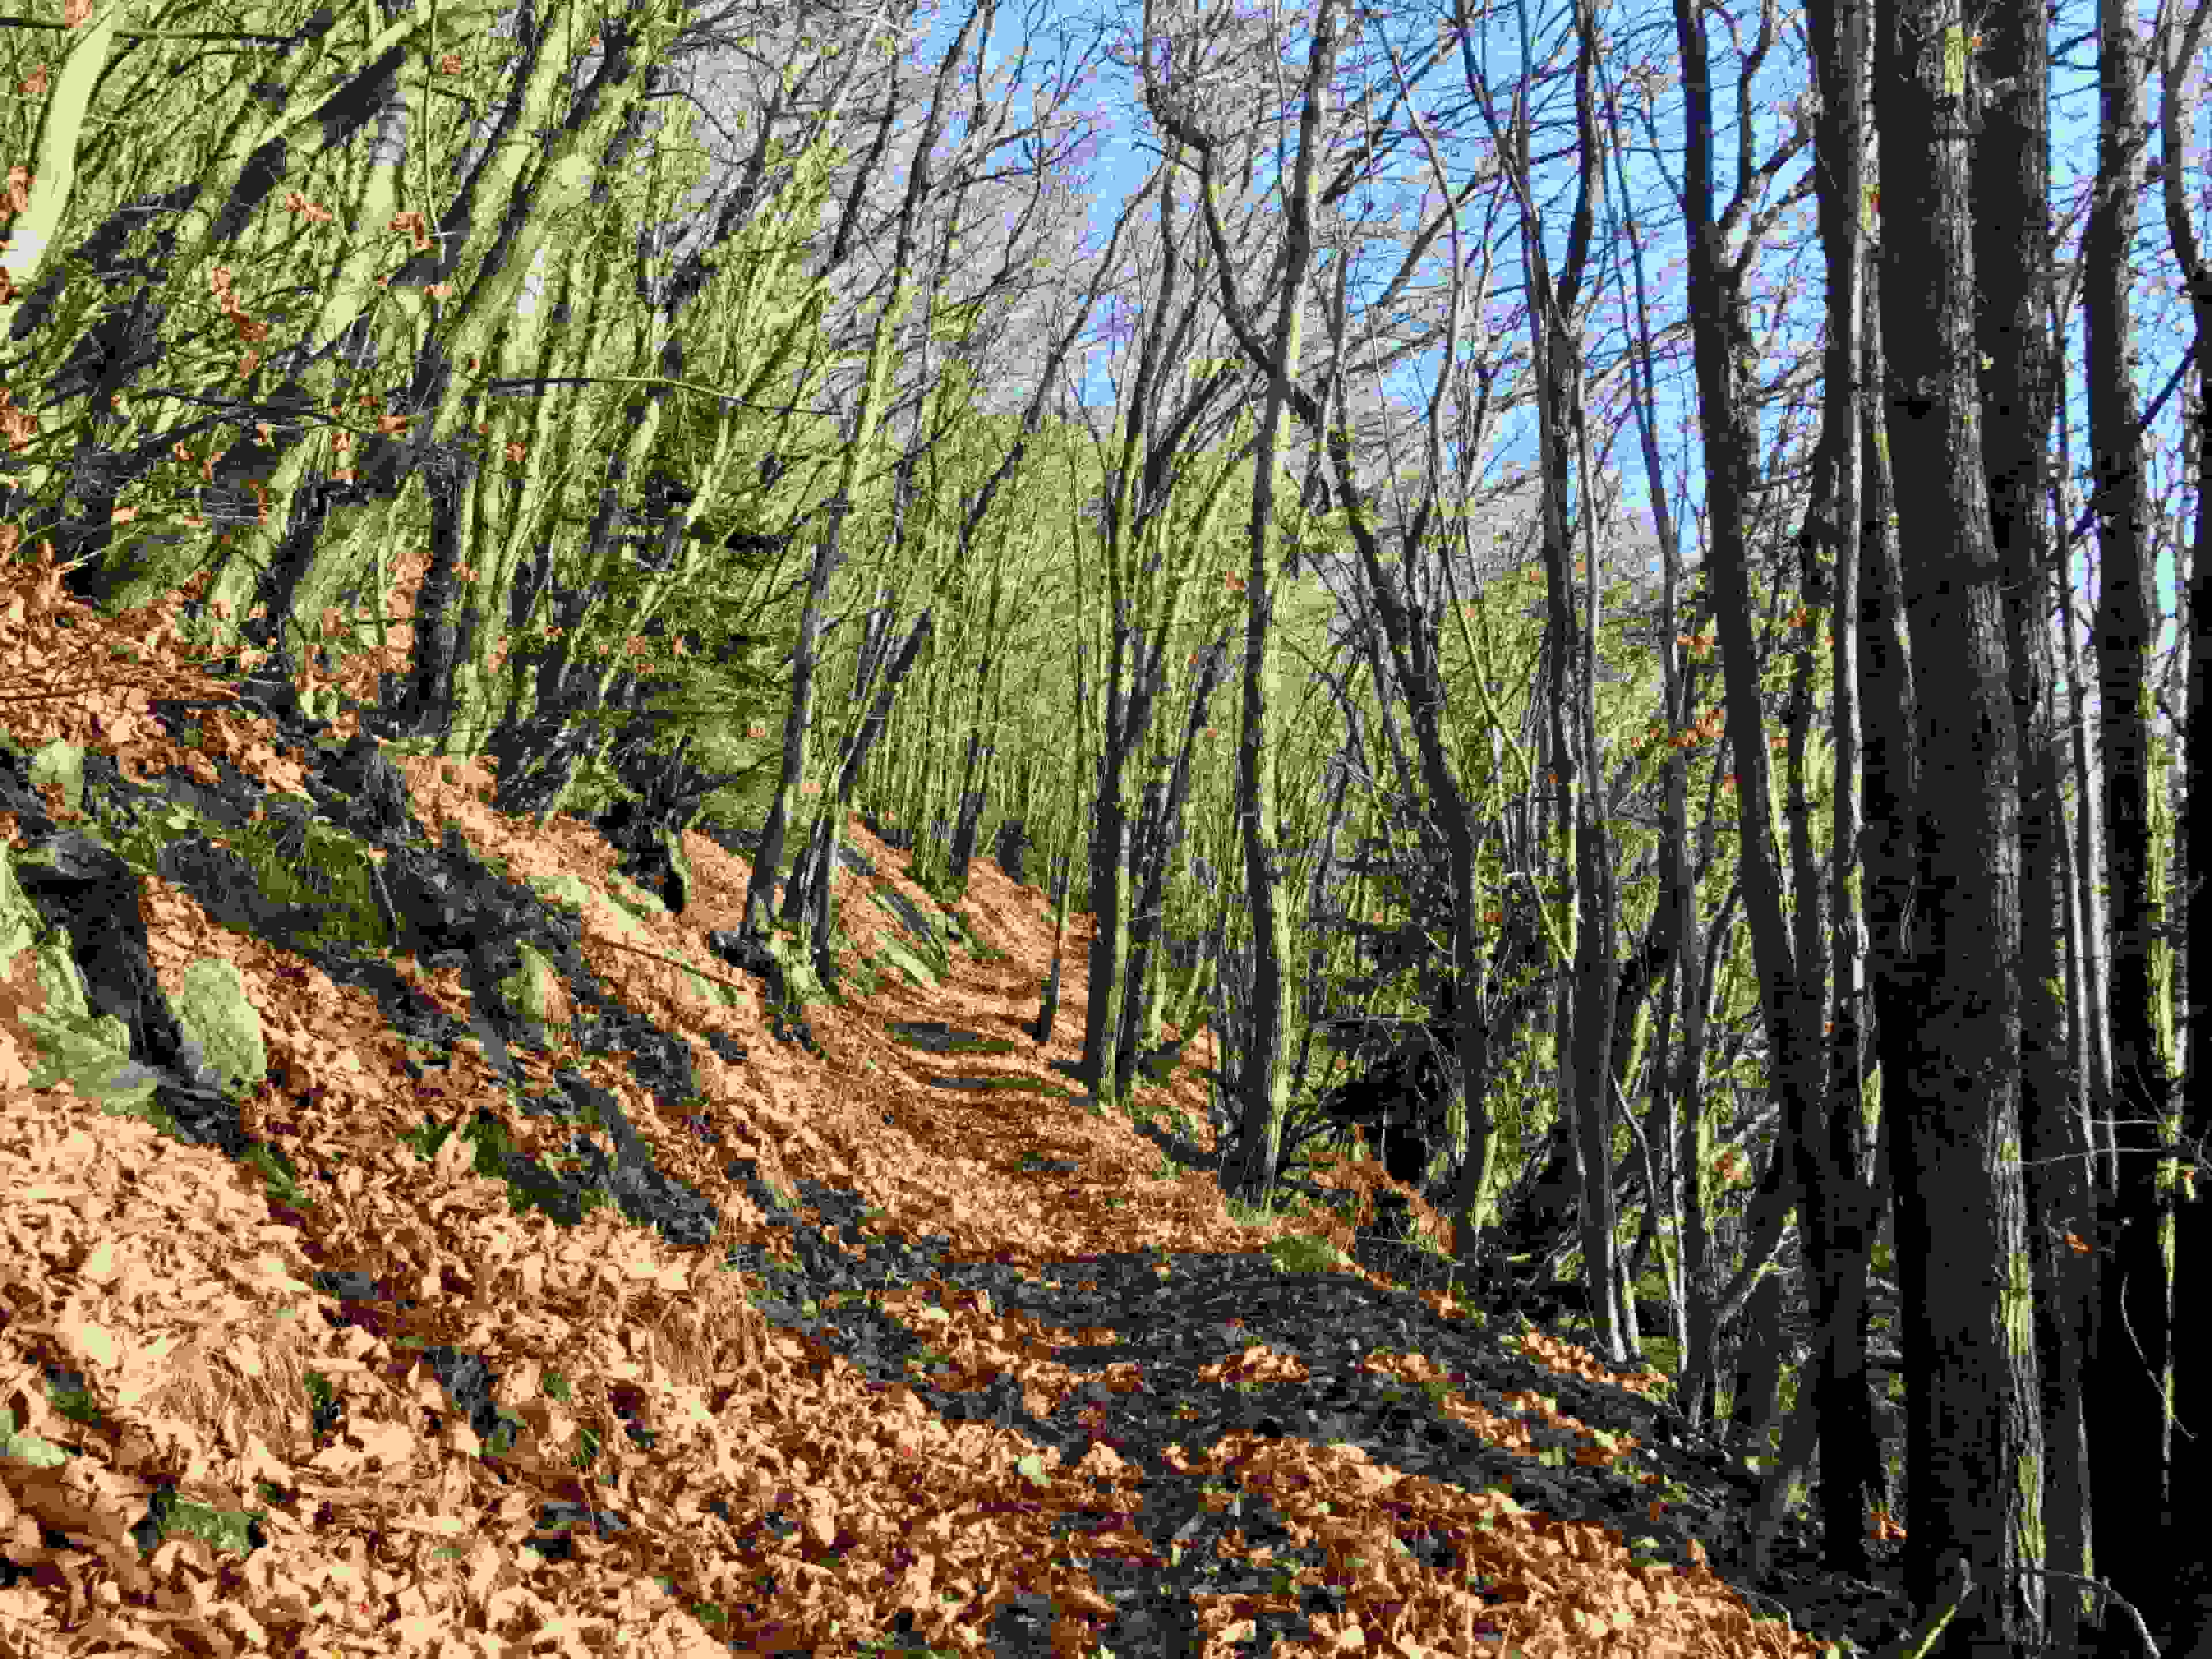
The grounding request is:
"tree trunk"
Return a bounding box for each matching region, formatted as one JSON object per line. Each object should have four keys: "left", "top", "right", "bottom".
{"left": 1494, "top": 0, "right": 1623, "bottom": 1365}
{"left": 1876, "top": 0, "right": 2043, "bottom": 1637}
{"left": 1116, "top": 777, "right": 1172, "bottom": 1088}
{"left": 2052, "top": 464, "right": 2119, "bottom": 1184}
{"left": 1676, "top": 0, "right": 1855, "bottom": 1455}
{"left": 2157, "top": 0, "right": 2212, "bottom": 1627}
{"left": 1806, "top": 0, "right": 1884, "bottom": 1574}
{"left": 1081, "top": 736, "right": 1136, "bottom": 1103}
{"left": 1219, "top": 7, "right": 1341, "bottom": 1205}
{"left": 790, "top": 607, "right": 938, "bottom": 981}
{"left": 1728, "top": 1264, "right": 1788, "bottom": 1467}
{"left": 1857, "top": 239, "right": 1923, "bottom": 1562}
{"left": 1600, "top": 74, "right": 1706, "bottom": 1393}
{"left": 2083, "top": 0, "right": 2180, "bottom": 1627}
{"left": 744, "top": 495, "right": 851, "bottom": 941}
{"left": 1036, "top": 847, "right": 1075, "bottom": 1023}
{"left": 1978, "top": 0, "right": 2093, "bottom": 1640}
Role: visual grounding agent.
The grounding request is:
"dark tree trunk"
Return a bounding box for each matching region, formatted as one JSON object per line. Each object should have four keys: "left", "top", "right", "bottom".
{"left": 784, "top": 607, "right": 937, "bottom": 984}
{"left": 743, "top": 495, "right": 851, "bottom": 942}
{"left": 1978, "top": 0, "right": 2096, "bottom": 1643}
{"left": 2082, "top": 0, "right": 2179, "bottom": 1631}
{"left": 1119, "top": 635, "right": 1236, "bottom": 1090}
{"left": 1876, "top": 0, "right": 2042, "bottom": 1638}
{"left": 1031, "top": 846, "right": 1078, "bottom": 1045}
{"left": 1804, "top": 0, "right": 1885, "bottom": 1575}
{"left": 1856, "top": 245, "right": 1919, "bottom": 1562}
{"left": 2163, "top": 10, "right": 2212, "bottom": 1632}
{"left": 1081, "top": 738, "right": 1135, "bottom": 1099}
{"left": 1679, "top": 0, "right": 1871, "bottom": 1516}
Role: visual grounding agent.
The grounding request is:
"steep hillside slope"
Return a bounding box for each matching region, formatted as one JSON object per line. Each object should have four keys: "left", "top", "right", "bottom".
{"left": 0, "top": 546, "right": 1923, "bottom": 1656}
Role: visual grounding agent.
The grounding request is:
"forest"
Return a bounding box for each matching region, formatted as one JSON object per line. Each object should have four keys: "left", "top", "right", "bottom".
{"left": 0, "top": 0, "right": 2205, "bottom": 1654}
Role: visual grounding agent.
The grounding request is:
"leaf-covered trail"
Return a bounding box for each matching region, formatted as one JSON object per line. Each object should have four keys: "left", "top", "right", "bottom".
{"left": 0, "top": 551, "right": 1872, "bottom": 1657}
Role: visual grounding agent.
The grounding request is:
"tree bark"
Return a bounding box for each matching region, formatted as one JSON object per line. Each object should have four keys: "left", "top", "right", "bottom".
{"left": 1214, "top": 3, "right": 1341, "bottom": 1203}
{"left": 1875, "top": 0, "right": 2043, "bottom": 1638}
{"left": 1676, "top": 0, "right": 1856, "bottom": 1468}
{"left": 1805, "top": 0, "right": 1884, "bottom": 1574}
{"left": 743, "top": 493, "right": 851, "bottom": 940}
{"left": 2155, "top": 0, "right": 2212, "bottom": 1628}
{"left": 1978, "top": 0, "right": 2096, "bottom": 1641}
{"left": 2083, "top": 0, "right": 2180, "bottom": 1627}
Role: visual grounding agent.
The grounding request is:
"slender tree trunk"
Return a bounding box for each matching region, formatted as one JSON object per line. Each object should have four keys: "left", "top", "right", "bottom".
{"left": 2083, "top": 0, "right": 2180, "bottom": 1627}
{"left": 1282, "top": 751, "right": 1354, "bottom": 1108}
{"left": 744, "top": 496, "right": 851, "bottom": 942}
{"left": 1491, "top": 0, "right": 1623, "bottom": 1363}
{"left": 1855, "top": 253, "right": 1916, "bottom": 1562}
{"left": 794, "top": 607, "right": 937, "bottom": 984}
{"left": 1118, "top": 776, "right": 1173, "bottom": 1086}
{"left": 2157, "top": 0, "right": 2212, "bottom": 1618}
{"left": 1566, "top": 396, "right": 1626, "bottom": 1366}
{"left": 1677, "top": 0, "right": 1854, "bottom": 1456}
{"left": 1219, "top": 5, "right": 1341, "bottom": 1205}
{"left": 1680, "top": 889, "right": 1753, "bottom": 1427}
{"left": 1601, "top": 78, "right": 1705, "bottom": 1388}
{"left": 1082, "top": 729, "right": 1136, "bottom": 1104}
{"left": 1978, "top": 0, "right": 2092, "bottom": 1640}
{"left": 1728, "top": 1263, "right": 1788, "bottom": 1466}
{"left": 2052, "top": 395, "right": 2119, "bottom": 1180}
{"left": 1034, "top": 573, "right": 1094, "bottom": 1047}
{"left": 1805, "top": 0, "right": 1884, "bottom": 1574}
{"left": 2014, "top": 548, "right": 2101, "bottom": 1653}
{"left": 1067, "top": 154, "right": 1249, "bottom": 1113}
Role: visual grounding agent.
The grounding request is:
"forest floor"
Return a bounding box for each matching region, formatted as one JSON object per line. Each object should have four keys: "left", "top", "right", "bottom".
{"left": 0, "top": 549, "right": 1924, "bottom": 1657}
